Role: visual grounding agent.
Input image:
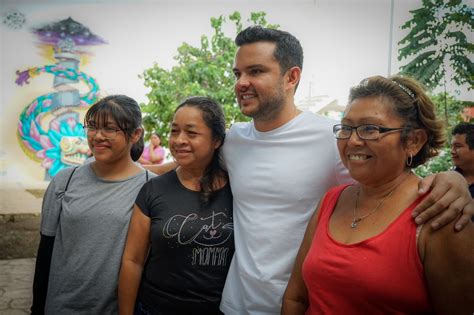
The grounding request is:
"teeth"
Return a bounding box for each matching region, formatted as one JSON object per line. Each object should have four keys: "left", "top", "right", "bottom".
{"left": 349, "top": 155, "right": 368, "bottom": 161}
{"left": 242, "top": 95, "right": 255, "bottom": 100}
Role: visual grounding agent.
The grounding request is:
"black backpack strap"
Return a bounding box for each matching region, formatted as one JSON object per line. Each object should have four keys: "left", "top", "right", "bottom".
{"left": 145, "top": 170, "right": 149, "bottom": 181}
{"left": 64, "top": 166, "right": 78, "bottom": 192}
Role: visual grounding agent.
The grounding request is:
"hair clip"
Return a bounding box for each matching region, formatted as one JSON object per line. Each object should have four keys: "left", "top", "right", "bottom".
{"left": 391, "top": 80, "right": 415, "bottom": 100}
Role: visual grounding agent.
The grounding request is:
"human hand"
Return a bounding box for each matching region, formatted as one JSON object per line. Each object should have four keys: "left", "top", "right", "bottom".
{"left": 412, "top": 171, "right": 472, "bottom": 231}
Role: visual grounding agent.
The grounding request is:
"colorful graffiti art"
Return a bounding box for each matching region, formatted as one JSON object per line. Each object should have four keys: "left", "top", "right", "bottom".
{"left": 16, "top": 17, "right": 106, "bottom": 178}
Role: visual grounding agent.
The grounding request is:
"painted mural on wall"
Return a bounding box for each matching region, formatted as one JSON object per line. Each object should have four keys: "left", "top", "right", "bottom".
{"left": 16, "top": 17, "right": 105, "bottom": 178}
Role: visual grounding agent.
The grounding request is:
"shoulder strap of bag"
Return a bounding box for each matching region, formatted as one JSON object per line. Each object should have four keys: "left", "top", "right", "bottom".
{"left": 57, "top": 166, "right": 78, "bottom": 225}
{"left": 64, "top": 166, "right": 78, "bottom": 192}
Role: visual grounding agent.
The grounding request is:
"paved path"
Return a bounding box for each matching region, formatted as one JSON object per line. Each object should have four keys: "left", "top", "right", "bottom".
{"left": 0, "top": 187, "right": 43, "bottom": 314}
{"left": 0, "top": 258, "right": 34, "bottom": 314}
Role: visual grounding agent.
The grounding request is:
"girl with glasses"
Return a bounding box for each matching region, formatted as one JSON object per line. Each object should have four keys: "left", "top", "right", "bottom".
{"left": 32, "top": 95, "right": 154, "bottom": 314}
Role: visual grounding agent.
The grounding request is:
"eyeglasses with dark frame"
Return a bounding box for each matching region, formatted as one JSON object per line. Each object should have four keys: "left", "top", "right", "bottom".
{"left": 83, "top": 125, "right": 124, "bottom": 140}
{"left": 333, "top": 124, "right": 406, "bottom": 140}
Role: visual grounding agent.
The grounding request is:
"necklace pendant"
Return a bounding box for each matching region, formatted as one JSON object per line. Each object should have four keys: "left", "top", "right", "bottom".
{"left": 350, "top": 221, "right": 358, "bottom": 228}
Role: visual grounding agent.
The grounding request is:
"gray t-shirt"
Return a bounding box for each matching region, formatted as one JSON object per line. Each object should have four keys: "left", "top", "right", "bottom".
{"left": 40, "top": 164, "right": 154, "bottom": 314}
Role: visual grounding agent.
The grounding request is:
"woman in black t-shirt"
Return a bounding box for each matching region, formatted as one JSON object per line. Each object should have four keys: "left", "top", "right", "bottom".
{"left": 118, "top": 97, "right": 233, "bottom": 315}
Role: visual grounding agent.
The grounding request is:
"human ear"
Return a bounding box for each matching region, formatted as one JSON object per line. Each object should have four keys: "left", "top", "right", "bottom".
{"left": 213, "top": 138, "right": 223, "bottom": 150}
{"left": 405, "top": 129, "right": 428, "bottom": 157}
{"left": 130, "top": 127, "right": 144, "bottom": 144}
{"left": 285, "top": 66, "right": 301, "bottom": 91}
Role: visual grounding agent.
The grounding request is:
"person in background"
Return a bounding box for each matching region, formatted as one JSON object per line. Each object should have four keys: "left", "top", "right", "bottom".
{"left": 139, "top": 132, "right": 166, "bottom": 165}
{"left": 282, "top": 75, "right": 474, "bottom": 314}
{"left": 451, "top": 122, "right": 474, "bottom": 197}
{"left": 31, "top": 95, "right": 154, "bottom": 315}
{"left": 118, "top": 96, "right": 233, "bottom": 315}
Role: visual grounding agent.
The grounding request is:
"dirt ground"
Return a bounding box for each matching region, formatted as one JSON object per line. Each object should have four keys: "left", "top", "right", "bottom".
{"left": 0, "top": 214, "right": 41, "bottom": 259}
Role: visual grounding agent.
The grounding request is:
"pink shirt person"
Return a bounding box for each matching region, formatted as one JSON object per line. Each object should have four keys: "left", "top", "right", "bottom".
{"left": 139, "top": 133, "right": 165, "bottom": 165}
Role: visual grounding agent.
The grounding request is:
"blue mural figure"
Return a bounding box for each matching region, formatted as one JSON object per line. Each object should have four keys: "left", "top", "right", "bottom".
{"left": 16, "top": 17, "right": 106, "bottom": 178}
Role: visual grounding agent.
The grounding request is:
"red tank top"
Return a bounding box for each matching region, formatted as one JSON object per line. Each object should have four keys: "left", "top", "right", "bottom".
{"left": 302, "top": 185, "right": 433, "bottom": 314}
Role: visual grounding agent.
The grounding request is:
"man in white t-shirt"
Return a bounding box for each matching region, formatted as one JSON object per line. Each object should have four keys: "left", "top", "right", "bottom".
{"left": 218, "top": 26, "right": 474, "bottom": 314}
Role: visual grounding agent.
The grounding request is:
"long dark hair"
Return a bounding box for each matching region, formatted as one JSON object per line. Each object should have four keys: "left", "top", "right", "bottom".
{"left": 84, "top": 95, "right": 144, "bottom": 161}
{"left": 175, "top": 96, "right": 227, "bottom": 204}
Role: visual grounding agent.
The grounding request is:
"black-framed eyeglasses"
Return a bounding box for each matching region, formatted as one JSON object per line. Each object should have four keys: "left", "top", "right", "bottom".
{"left": 333, "top": 124, "right": 406, "bottom": 140}
{"left": 83, "top": 126, "right": 124, "bottom": 139}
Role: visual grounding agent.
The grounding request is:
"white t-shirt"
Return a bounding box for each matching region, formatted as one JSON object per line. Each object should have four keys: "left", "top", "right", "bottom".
{"left": 220, "top": 111, "right": 351, "bottom": 314}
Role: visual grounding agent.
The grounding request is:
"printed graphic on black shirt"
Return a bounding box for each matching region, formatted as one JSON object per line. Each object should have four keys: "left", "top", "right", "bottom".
{"left": 163, "top": 210, "right": 233, "bottom": 266}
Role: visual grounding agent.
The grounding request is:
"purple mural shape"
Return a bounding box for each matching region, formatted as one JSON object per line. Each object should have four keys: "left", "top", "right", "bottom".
{"left": 17, "top": 17, "right": 105, "bottom": 179}
{"left": 32, "top": 17, "right": 106, "bottom": 46}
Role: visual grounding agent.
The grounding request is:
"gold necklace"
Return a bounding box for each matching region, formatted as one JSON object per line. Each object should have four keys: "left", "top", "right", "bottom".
{"left": 351, "top": 187, "right": 395, "bottom": 228}
{"left": 351, "top": 174, "right": 410, "bottom": 229}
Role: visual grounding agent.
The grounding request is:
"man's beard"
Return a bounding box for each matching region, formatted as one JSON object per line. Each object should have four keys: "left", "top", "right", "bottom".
{"left": 245, "top": 85, "right": 286, "bottom": 122}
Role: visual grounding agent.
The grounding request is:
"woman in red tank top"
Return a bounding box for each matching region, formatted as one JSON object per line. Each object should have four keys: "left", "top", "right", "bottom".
{"left": 282, "top": 76, "right": 474, "bottom": 314}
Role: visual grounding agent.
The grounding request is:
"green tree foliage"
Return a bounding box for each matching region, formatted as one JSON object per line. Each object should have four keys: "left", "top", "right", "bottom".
{"left": 430, "top": 92, "right": 468, "bottom": 127}
{"left": 140, "top": 12, "right": 278, "bottom": 145}
{"left": 415, "top": 147, "right": 453, "bottom": 177}
{"left": 398, "top": 0, "right": 473, "bottom": 92}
